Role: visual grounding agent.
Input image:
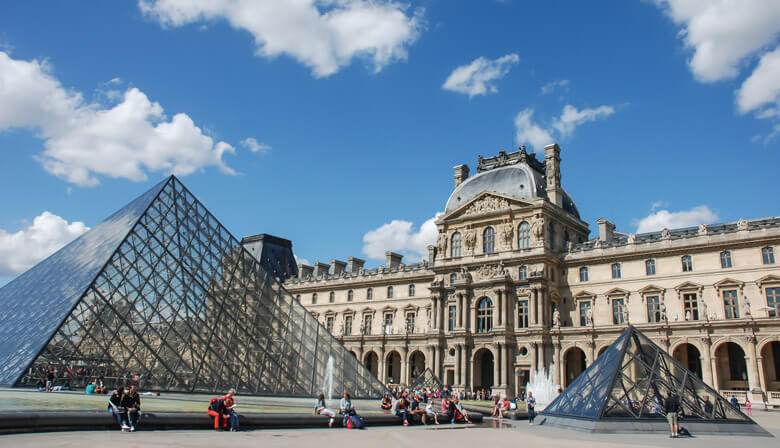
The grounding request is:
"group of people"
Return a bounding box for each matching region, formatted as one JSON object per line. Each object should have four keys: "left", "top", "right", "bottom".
{"left": 380, "top": 389, "right": 472, "bottom": 426}
{"left": 107, "top": 385, "right": 142, "bottom": 432}
{"left": 207, "top": 389, "right": 240, "bottom": 431}
{"left": 314, "top": 392, "right": 363, "bottom": 428}
{"left": 489, "top": 392, "right": 537, "bottom": 423}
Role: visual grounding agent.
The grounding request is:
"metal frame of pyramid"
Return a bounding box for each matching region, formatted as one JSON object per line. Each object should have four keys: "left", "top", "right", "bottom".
{"left": 0, "top": 176, "right": 388, "bottom": 398}
{"left": 540, "top": 326, "right": 770, "bottom": 435}
{"left": 408, "top": 368, "right": 443, "bottom": 391}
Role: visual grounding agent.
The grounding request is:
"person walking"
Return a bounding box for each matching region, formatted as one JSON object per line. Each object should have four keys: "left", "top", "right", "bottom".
{"left": 745, "top": 399, "right": 752, "bottom": 416}
{"left": 527, "top": 392, "right": 536, "bottom": 425}
{"left": 664, "top": 391, "right": 681, "bottom": 438}
{"left": 315, "top": 393, "right": 336, "bottom": 428}
{"left": 730, "top": 395, "right": 739, "bottom": 409}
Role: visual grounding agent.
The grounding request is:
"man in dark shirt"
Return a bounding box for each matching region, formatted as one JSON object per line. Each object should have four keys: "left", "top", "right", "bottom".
{"left": 664, "top": 391, "right": 681, "bottom": 438}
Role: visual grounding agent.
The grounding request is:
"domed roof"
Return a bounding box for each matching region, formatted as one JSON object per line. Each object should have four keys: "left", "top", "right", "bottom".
{"left": 444, "top": 163, "right": 580, "bottom": 218}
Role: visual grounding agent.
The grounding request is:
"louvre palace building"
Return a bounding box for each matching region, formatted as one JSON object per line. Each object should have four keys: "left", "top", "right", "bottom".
{"left": 282, "top": 144, "right": 780, "bottom": 405}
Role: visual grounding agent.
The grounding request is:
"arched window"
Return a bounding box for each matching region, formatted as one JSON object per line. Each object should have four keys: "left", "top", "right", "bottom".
{"left": 645, "top": 259, "right": 656, "bottom": 276}
{"left": 518, "top": 265, "right": 527, "bottom": 281}
{"left": 408, "top": 284, "right": 415, "bottom": 297}
{"left": 720, "top": 250, "right": 732, "bottom": 268}
{"left": 347, "top": 290, "right": 354, "bottom": 302}
{"left": 451, "top": 232, "right": 462, "bottom": 257}
{"left": 681, "top": 255, "right": 693, "bottom": 272}
{"left": 579, "top": 266, "right": 589, "bottom": 282}
{"left": 518, "top": 222, "right": 530, "bottom": 249}
{"left": 476, "top": 297, "right": 494, "bottom": 333}
{"left": 387, "top": 286, "right": 393, "bottom": 298}
{"left": 367, "top": 288, "right": 373, "bottom": 300}
{"left": 329, "top": 292, "right": 335, "bottom": 303}
{"left": 483, "top": 227, "right": 495, "bottom": 254}
{"left": 312, "top": 293, "right": 318, "bottom": 304}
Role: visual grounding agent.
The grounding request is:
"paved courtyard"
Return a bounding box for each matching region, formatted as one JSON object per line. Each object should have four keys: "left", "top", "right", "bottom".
{"left": 3, "top": 410, "right": 779, "bottom": 448}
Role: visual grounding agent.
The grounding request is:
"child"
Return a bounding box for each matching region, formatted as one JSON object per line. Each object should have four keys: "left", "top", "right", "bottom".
{"left": 745, "top": 399, "right": 752, "bottom": 416}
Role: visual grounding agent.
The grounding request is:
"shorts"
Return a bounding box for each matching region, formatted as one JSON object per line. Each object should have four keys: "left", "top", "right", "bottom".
{"left": 666, "top": 412, "right": 678, "bottom": 426}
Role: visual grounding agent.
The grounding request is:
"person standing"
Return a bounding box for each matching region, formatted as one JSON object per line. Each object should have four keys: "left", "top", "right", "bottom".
{"left": 730, "top": 395, "right": 739, "bottom": 409}
{"left": 527, "top": 392, "right": 536, "bottom": 425}
{"left": 664, "top": 391, "right": 681, "bottom": 438}
{"left": 745, "top": 399, "right": 752, "bottom": 416}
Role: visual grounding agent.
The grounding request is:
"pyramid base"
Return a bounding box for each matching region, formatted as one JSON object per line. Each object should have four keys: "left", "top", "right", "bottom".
{"left": 538, "top": 415, "right": 773, "bottom": 437}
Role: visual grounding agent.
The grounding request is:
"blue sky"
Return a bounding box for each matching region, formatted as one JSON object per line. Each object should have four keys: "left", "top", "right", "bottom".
{"left": 0, "top": 0, "right": 779, "bottom": 285}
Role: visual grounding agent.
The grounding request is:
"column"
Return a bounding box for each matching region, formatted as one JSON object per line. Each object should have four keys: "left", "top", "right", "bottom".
{"left": 529, "top": 343, "right": 537, "bottom": 375}
{"left": 531, "top": 288, "right": 539, "bottom": 325}
{"left": 553, "top": 343, "right": 561, "bottom": 387}
{"left": 496, "top": 290, "right": 503, "bottom": 326}
{"left": 746, "top": 337, "right": 761, "bottom": 395}
{"left": 401, "top": 348, "right": 409, "bottom": 385}
{"left": 588, "top": 342, "right": 596, "bottom": 366}
{"left": 378, "top": 348, "right": 386, "bottom": 384}
{"left": 454, "top": 344, "right": 461, "bottom": 387}
{"left": 701, "top": 339, "right": 714, "bottom": 387}
{"left": 502, "top": 343, "right": 510, "bottom": 388}
{"left": 431, "top": 297, "right": 438, "bottom": 331}
{"left": 710, "top": 346, "right": 720, "bottom": 391}
{"left": 493, "top": 344, "right": 501, "bottom": 388}
{"left": 457, "top": 293, "right": 464, "bottom": 329}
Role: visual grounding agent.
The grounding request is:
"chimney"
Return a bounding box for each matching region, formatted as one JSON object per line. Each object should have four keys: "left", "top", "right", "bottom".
{"left": 544, "top": 143, "right": 562, "bottom": 207}
{"left": 597, "top": 218, "right": 615, "bottom": 242}
{"left": 427, "top": 245, "right": 436, "bottom": 264}
{"left": 347, "top": 256, "right": 365, "bottom": 273}
{"left": 386, "top": 251, "right": 403, "bottom": 270}
{"left": 330, "top": 259, "right": 346, "bottom": 276}
{"left": 298, "top": 264, "right": 314, "bottom": 279}
{"left": 453, "top": 164, "right": 469, "bottom": 187}
{"left": 314, "top": 262, "right": 330, "bottom": 278}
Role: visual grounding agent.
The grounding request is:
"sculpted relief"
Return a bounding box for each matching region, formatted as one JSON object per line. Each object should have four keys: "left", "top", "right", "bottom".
{"left": 501, "top": 222, "right": 513, "bottom": 249}
{"left": 464, "top": 229, "right": 476, "bottom": 254}
{"left": 475, "top": 261, "right": 508, "bottom": 280}
{"left": 462, "top": 195, "right": 510, "bottom": 217}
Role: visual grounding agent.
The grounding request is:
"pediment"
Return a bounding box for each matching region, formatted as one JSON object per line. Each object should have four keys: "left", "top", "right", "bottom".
{"left": 439, "top": 191, "right": 531, "bottom": 222}
{"left": 674, "top": 281, "right": 702, "bottom": 291}
{"left": 713, "top": 278, "right": 744, "bottom": 290}
{"left": 573, "top": 290, "right": 596, "bottom": 299}
{"left": 757, "top": 274, "right": 780, "bottom": 287}
{"left": 605, "top": 287, "right": 630, "bottom": 296}
{"left": 638, "top": 284, "right": 665, "bottom": 293}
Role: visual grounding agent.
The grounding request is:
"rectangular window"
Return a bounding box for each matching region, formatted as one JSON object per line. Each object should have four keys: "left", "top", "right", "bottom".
{"left": 517, "top": 300, "right": 529, "bottom": 328}
{"left": 683, "top": 293, "right": 699, "bottom": 320}
{"left": 363, "top": 314, "right": 372, "bottom": 335}
{"left": 579, "top": 300, "right": 592, "bottom": 326}
{"left": 384, "top": 312, "right": 394, "bottom": 335}
{"left": 612, "top": 298, "right": 625, "bottom": 324}
{"left": 682, "top": 256, "right": 693, "bottom": 272}
{"left": 767, "top": 287, "right": 780, "bottom": 318}
{"left": 611, "top": 263, "right": 621, "bottom": 279}
{"left": 405, "top": 312, "right": 415, "bottom": 333}
{"left": 579, "top": 267, "right": 588, "bottom": 282}
{"left": 518, "top": 266, "right": 527, "bottom": 281}
{"left": 326, "top": 315, "right": 334, "bottom": 332}
{"left": 344, "top": 315, "right": 352, "bottom": 335}
{"left": 721, "top": 251, "right": 732, "bottom": 268}
{"left": 448, "top": 305, "right": 456, "bottom": 331}
{"left": 646, "top": 296, "right": 661, "bottom": 323}
{"left": 723, "top": 290, "right": 739, "bottom": 319}
{"left": 763, "top": 247, "right": 775, "bottom": 265}
{"left": 645, "top": 259, "right": 656, "bottom": 276}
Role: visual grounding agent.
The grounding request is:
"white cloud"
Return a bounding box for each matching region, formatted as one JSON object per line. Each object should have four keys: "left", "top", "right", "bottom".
{"left": 652, "top": 1, "right": 780, "bottom": 138}
{"left": 514, "top": 104, "right": 615, "bottom": 151}
{"left": 362, "top": 213, "right": 441, "bottom": 262}
{"left": 442, "top": 53, "right": 519, "bottom": 97}
{"left": 241, "top": 137, "right": 271, "bottom": 154}
{"left": 540, "top": 79, "right": 570, "bottom": 95}
{"left": 650, "top": 200, "right": 669, "bottom": 212}
{"left": 294, "top": 254, "right": 311, "bottom": 267}
{"left": 736, "top": 46, "right": 780, "bottom": 114}
{"left": 0, "top": 212, "right": 89, "bottom": 276}
{"left": 634, "top": 205, "right": 719, "bottom": 234}
{"left": 0, "top": 51, "right": 238, "bottom": 186}
{"left": 552, "top": 104, "right": 615, "bottom": 138}
{"left": 139, "top": 0, "right": 425, "bottom": 78}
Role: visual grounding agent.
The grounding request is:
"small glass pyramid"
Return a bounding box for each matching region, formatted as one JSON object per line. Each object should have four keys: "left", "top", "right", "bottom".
{"left": 0, "top": 176, "right": 387, "bottom": 398}
{"left": 544, "top": 326, "right": 751, "bottom": 422}
{"left": 408, "top": 368, "right": 443, "bottom": 391}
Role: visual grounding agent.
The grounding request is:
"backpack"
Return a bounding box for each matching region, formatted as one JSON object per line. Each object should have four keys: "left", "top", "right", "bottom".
{"left": 349, "top": 414, "right": 365, "bottom": 429}
{"left": 208, "top": 397, "right": 223, "bottom": 412}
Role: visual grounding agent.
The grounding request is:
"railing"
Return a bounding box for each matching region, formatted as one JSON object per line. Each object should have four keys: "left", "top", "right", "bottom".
{"left": 769, "top": 391, "right": 780, "bottom": 402}
{"left": 719, "top": 390, "right": 748, "bottom": 403}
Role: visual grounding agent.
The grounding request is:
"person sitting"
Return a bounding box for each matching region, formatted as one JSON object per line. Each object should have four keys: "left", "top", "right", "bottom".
{"left": 452, "top": 397, "right": 472, "bottom": 424}
{"left": 491, "top": 396, "right": 501, "bottom": 417}
{"left": 315, "top": 393, "right": 337, "bottom": 428}
{"left": 85, "top": 380, "right": 96, "bottom": 395}
{"left": 36, "top": 377, "right": 46, "bottom": 392}
{"left": 498, "top": 396, "right": 511, "bottom": 419}
{"left": 108, "top": 386, "right": 130, "bottom": 431}
{"left": 207, "top": 394, "right": 231, "bottom": 431}
{"left": 395, "top": 394, "right": 411, "bottom": 426}
{"left": 411, "top": 395, "right": 427, "bottom": 424}
{"left": 380, "top": 393, "right": 392, "bottom": 410}
{"left": 340, "top": 392, "right": 356, "bottom": 427}
{"left": 222, "top": 389, "right": 239, "bottom": 432}
{"left": 120, "top": 385, "right": 141, "bottom": 432}
{"left": 423, "top": 400, "right": 440, "bottom": 425}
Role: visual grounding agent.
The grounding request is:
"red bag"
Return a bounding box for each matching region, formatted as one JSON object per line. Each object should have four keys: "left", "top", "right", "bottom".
{"left": 346, "top": 416, "right": 353, "bottom": 429}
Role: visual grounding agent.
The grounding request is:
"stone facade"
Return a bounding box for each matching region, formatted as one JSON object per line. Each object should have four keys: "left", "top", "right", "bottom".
{"left": 280, "top": 144, "right": 780, "bottom": 405}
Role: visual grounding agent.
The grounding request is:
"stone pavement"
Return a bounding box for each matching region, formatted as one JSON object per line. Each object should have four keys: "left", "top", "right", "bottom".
{"left": 3, "top": 410, "right": 778, "bottom": 448}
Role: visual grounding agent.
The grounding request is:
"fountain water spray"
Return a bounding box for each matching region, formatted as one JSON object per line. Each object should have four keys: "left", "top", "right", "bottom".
{"left": 324, "top": 355, "right": 335, "bottom": 400}
{"left": 525, "top": 366, "right": 559, "bottom": 410}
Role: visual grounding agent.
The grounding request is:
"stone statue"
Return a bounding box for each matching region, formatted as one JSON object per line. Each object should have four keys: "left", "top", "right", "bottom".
{"left": 553, "top": 308, "right": 561, "bottom": 327}
{"left": 662, "top": 228, "right": 671, "bottom": 239}
{"left": 464, "top": 229, "right": 476, "bottom": 252}
{"left": 437, "top": 233, "right": 448, "bottom": 255}
{"left": 685, "top": 310, "right": 691, "bottom": 321}
{"left": 622, "top": 307, "right": 629, "bottom": 324}
{"left": 627, "top": 234, "right": 636, "bottom": 244}
{"left": 738, "top": 218, "right": 748, "bottom": 231}
{"left": 743, "top": 296, "right": 752, "bottom": 317}
{"left": 531, "top": 216, "right": 545, "bottom": 242}
{"left": 698, "top": 223, "right": 708, "bottom": 235}
{"left": 659, "top": 303, "right": 667, "bottom": 322}
{"left": 501, "top": 223, "right": 513, "bottom": 248}
{"left": 701, "top": 300, "right": 709, "bottom": 321}
{"left": 586, "top": 308, "right": 593, "bottom": 325}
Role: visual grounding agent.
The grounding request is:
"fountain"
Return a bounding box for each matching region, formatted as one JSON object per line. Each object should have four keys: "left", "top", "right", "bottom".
{"left": 525, "top": 366, "right": 559, "bottom": 410}
{"left": 322, "top": 355, "right": 335, "bottom": 400}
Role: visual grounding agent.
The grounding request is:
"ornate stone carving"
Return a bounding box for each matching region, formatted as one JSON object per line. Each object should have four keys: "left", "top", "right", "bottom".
{"left": 698, "top": 224, "right": 708, "bottom": 235}
{"left": 475, "top": 261, "right": 508, "bottom": 280}
{"left": 462, "top": 195, "right": 510, "bottom": 217}
{"left": 436, "top": 233, "right": 448, "bottom": 256}
{"left": 627, "top": 234, "right": 636, "bottom": 244}
{"left": 464, "top": 229, "right": 476, "bottom": 253}
{"left": 457, "top": 266, "right": 472, "bottom": 281}
{"left": 743, "top": 295, "right": 752, "bottom": 317}
{"left": 531, "top": 215, "right": 545, "bottom": 243}
{"left": 501, "top": 222, "right": 513, "bottom": 248}
{"left": 662, "top": 228, "right": 671, "bottom": 239}
{"left": 553, "top": 308, "right": 560, "bottom": 327}
{"left": 738, "top": 218, "right": 748, "bottom": 231}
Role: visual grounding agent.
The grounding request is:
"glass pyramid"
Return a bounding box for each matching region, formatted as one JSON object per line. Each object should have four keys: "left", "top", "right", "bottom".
{"left": 544, "top": 326, "right": 751, "bottom": 422}
{"left": 408, "top": 368, "right": 442, "bottom": 391}
{"left": 0, "top": 176, "right": 387, "bottom": 398}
